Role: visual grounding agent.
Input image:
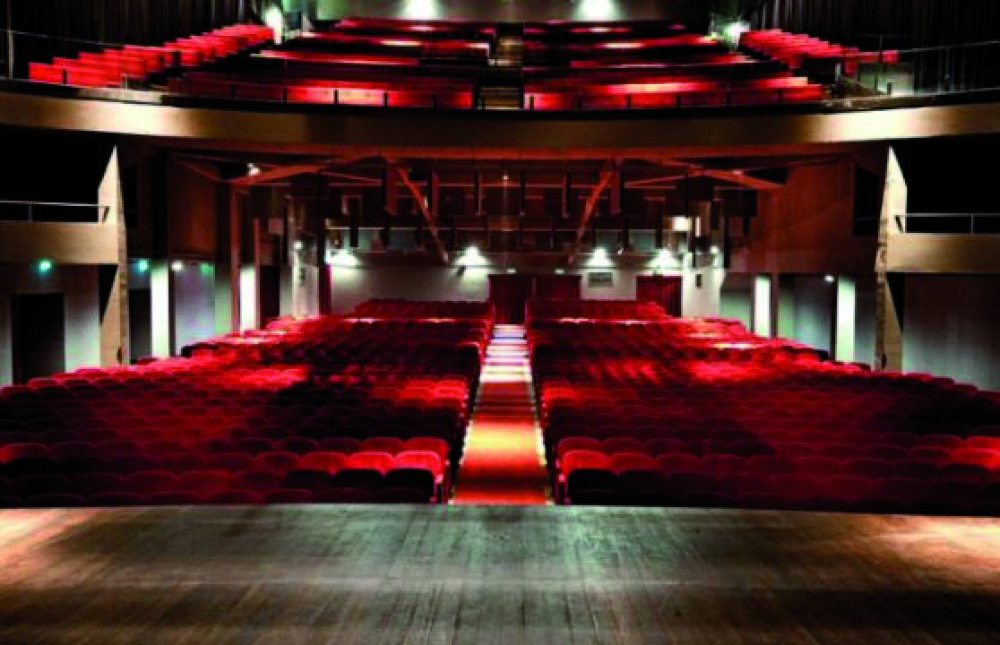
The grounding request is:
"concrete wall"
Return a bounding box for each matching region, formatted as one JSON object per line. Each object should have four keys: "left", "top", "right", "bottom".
{"left": 173, "top": 261, "right": 216, "bottom": 353}
{"left": 903, "top": 275, "right": 1000, "bottom": 390}
{"left": 0, "top": 265, "right": 100, "bottom": 385}
{"left": 719, "top": 273, "right": 751, "bottom": 327}
{"left": 791, "top": 275, "right": 833, "bottom": 354}
{"left": 854, "top": 275, "right": 877, "bottom": 367}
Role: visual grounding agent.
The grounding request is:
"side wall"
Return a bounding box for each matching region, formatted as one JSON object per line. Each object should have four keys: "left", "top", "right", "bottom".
{"left": 903, "top": 275, "right": 1000, "bottom": 390}
{"left": 0, "top": 265, "right": 101, "bottom": 385}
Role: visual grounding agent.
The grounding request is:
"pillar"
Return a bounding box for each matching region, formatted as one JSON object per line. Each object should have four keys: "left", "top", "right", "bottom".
{"left": 752, "top": 274, "right": 772, "bottom": 337}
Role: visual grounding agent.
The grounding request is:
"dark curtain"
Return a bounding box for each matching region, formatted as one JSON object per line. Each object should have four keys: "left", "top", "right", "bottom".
{"left": 489, "top": 274, "right": 535, "bottom": 324}
{"left": 535, "top": 275, "right": 581, "bottom": 301}
{"left": 747, "top": 0, "right": 1000, "bottom": 91}
{"left": 10, "top": 0, "right": 253, "bottom": 77}
{"left": 636, "top": 275, "right": 682, "bottom": 317}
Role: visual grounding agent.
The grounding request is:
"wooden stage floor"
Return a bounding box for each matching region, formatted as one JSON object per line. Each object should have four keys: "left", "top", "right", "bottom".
{"left": 1, "top": 505, "right": 1000, "bottom": 643}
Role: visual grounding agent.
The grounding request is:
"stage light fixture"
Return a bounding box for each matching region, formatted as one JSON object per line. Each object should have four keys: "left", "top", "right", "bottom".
{"left": 37, "top": 259, "right": 52, "bottom": 274}
{"left": 136, "top": 259, "right": 149, "bottom": 273}
{"left": 825, "top": 274, "right": 836, "bottom": 283}
{"left": 171, "top": 260, "right": 184, "bottom": 272}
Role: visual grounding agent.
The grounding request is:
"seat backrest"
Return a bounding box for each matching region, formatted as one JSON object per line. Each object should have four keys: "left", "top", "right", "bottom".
{"left": 403, "top": 437, "right": 449, "bottom": 462}
{"left": 607, "top": 452, "right": 659, "bottom": 475}
{"left": 360, "top": 437, "right": 405, "bottom": 455}
{"left": 601, "top": 437, "right": 647, "bottom": 456}
{"left": 656, "top": 452, "right": 701, "bottom": 475}
{"left": 556, "top": 437, "right": 601, "bottom": 462}
{"left": 252, "top": 451, "right": 300, "bottom": 474}
{"left": 205, "top": 452, "right": 254, "bottom": 472}
{"left": 123, "top": 470, "right": 179, "bottom": 494}
{"left": 296, "top": 451, "right": 347, "bottom": 473}
{"left": 0, "top": 442, "right": 48, "bottom": 462}
{"left": 560, "top": 450, "right": 610, "bottom": 477}
{"left": 228, "top": 469, "right": 282, "bottom": 492}
{"left": 393, "top": 450, "right": 444, "bottom": 478}
{"left": 317, "top": 437, "right": 362, "bottom": 454}
{"left": 345, "top": 451, "right": 396, "bottom": 474}
{"left": 175, "top": 470, "right": 231, "bottom": 493}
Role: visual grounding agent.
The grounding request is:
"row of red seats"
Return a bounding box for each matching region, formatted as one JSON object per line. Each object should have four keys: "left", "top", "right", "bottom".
{"left": 0, "top": 446, "right": 448, "bottom": 503}
{"left": 28, "top": 24, "right": 272, "bottom": 88}
{"left": 0, "top": 300, "right": 494, "bottom": 507}
{"left": 527, "top": 301, "right": 1000, "bottom": 514}
{"left": 741, "top": 29, "right": 900, "bottom": 77}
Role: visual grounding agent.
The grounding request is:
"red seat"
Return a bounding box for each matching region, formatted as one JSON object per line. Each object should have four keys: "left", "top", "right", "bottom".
{"left": 175, "top": 470, "right": 231, "bottom": 494}
{"left": 360, "top": 437, "right": 405, "bottom": 455}
{"left": 601, "top": 437, "right": 647, "bottom": 456}
{"left": 252, "top": 451, "right": 300, "bottom": 474}
{"left": 345, "top": 451, "right": 396, "bottom": 474}
{"left": 123, "top": 470, "right": 179, "bottom": 494}
{"left": 228, "top": 469, "right": 283, "bottom": 492}
{"left": 296, "top": 451, "right": 347, "bottom": 473}
{"left": 607, "top": 452, "right": 660, "bottom": 475}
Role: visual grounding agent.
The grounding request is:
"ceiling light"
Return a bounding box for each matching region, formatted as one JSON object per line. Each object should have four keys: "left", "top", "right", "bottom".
{"left": 171, "top": 260, "right": 184, "bottom": 272}
{"left": 37, "top": 259, "right": 52, "bottom": 274}
{"left": 825, "top": 274, "right": 836, "bottom": 284}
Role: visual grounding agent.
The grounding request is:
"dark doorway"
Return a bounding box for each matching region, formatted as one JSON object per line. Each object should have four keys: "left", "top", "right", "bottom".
{"left": 636, "top": 275, "right": 683, "bottom": 316}
{"left": 12, "top": 293, "right": 65, "bottom": 383}
{"left": 129, "top": 289, "right": 152, "bottom": 362}
{"left": 259, "top": 266, "right": 281, "bottom": 326}
{"left": 488, "top": 274, "right": 535, "bottom": 323}
{"left": 535, "top": 274, "right": 582, "bottom": 301}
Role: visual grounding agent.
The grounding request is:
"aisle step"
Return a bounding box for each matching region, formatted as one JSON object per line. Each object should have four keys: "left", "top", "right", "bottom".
{"left": 451, "top": 323, "right": 548, "bottom": 505}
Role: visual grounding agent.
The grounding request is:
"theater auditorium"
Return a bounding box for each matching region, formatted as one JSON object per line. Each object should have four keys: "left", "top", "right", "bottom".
{"left": 1, "top": 0, "right": 1000, "bottom": 641}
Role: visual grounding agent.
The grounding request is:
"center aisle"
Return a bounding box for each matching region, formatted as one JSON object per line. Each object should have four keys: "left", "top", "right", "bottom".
{"left": 451, "top": 324, "right": 549, "bottom": 505}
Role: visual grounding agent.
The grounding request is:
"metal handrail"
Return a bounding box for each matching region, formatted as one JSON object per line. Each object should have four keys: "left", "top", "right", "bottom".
{"left": 894, "top": 212, "right": 1000, "bottom": 234}
{"left": 0, "top": 199, "right": 111, "bottom": 223}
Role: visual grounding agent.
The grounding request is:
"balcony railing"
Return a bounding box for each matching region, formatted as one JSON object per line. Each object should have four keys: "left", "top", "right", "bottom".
{"left": 0, "top": 199, "right": 110, "bottom": 223}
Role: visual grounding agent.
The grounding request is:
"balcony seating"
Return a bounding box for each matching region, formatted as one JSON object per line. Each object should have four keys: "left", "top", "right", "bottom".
{"left": 28, "top": 24, "right": 272, "bottom": 88}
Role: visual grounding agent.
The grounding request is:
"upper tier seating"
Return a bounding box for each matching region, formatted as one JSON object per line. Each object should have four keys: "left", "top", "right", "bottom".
{"left": 527, "top": 300, "right": 1000, "bottom": 515}
{"left": 23, "top": 17, "right": 837, "bottom": 110}
{"left": 0, "top": 300, "right": 493, "bottom": 507}
{"left": 28, "top": 24, "right": 273, "bottom": 88}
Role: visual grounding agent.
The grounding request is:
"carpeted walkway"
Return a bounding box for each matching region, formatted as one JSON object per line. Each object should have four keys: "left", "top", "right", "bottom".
{"left": 452, "top": 324, "right": 549, "bottom": 505}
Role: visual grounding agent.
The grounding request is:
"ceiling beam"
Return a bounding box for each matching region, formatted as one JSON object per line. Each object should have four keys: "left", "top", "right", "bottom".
{"left": 388, "top": 161, "right": 449, "bottom": 264}
{"left": 569, "top": 160, "right": 618, "bottom": 264}
{"left": 230, "top": 163, "right": 328, "bottom": 187}
{"left": 699, "top": 169, "right": 785, "bottom": 191}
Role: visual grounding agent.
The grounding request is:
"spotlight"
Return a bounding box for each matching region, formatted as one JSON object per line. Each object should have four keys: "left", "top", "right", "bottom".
{"left": 171, "top": 260, "right": 184, "bottom": 272}
{"left": 710, "top": 245, "right": 720, "bottom": 255}
{"left": 136, "top": 259, "right": 149, "bottom": 273}
{"left": 458, "top": 245, "right": 487, "bottom": 267}
{"left": 506, "top": 267, "right": 516, "bottom": 274}
{"left": 293, "top": 240, "right": 303, "bottom": 251}
{"left": 329, "top": 248, "right": 360, "bottom": 268}
{"left": 37, "top": 259, "right": 52, "bottom": 274}
{"left": 554, "top": 268, "right": 565, "bottom": 275}
{"left": 247, "top": 163, "right": 261, "bottom": 177}
{"left": 825, "top": 274, "right": 836, "bottom": 284}
{"left": 586, "top": 247, "right": 613, "bottom": 268}
{"left": 263, "top": 6, "right": 284, "bottom": 44}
